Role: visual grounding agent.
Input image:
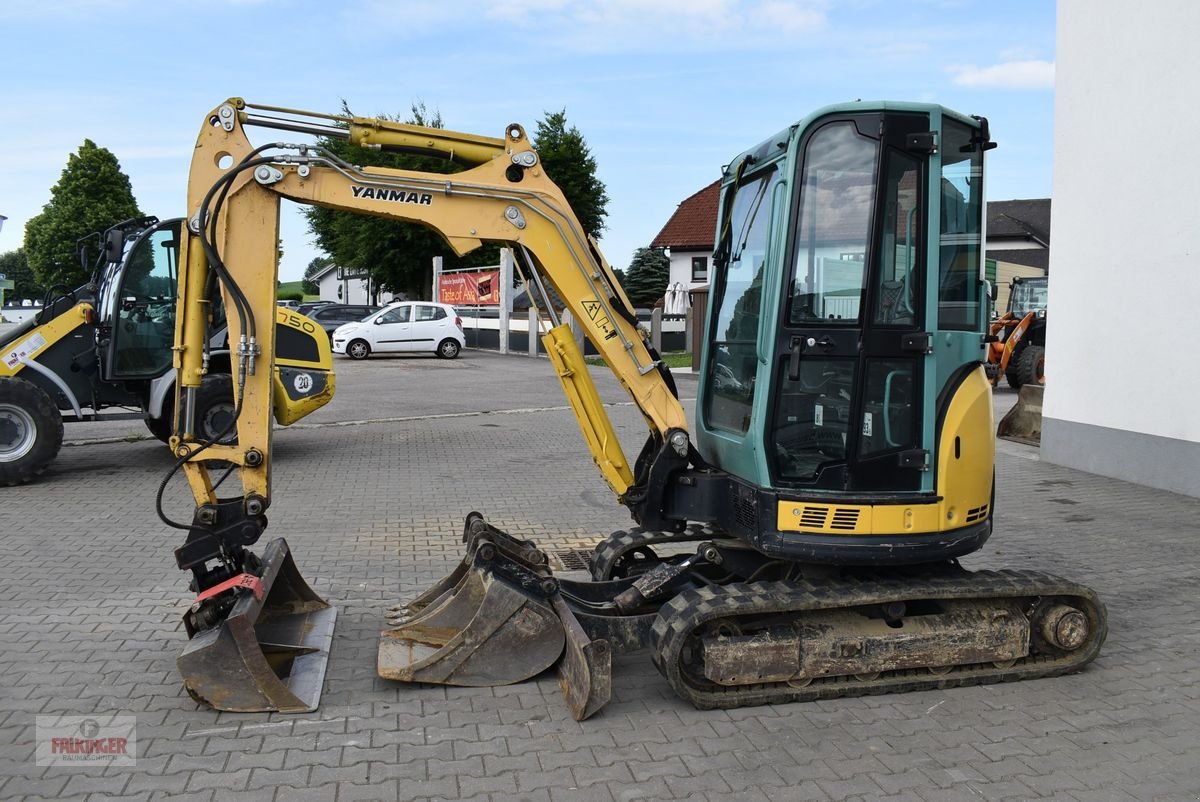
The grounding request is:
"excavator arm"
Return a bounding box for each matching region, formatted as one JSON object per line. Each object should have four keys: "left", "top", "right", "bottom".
{"left": 169, "top": 98, "right": 693, "bottom": 713}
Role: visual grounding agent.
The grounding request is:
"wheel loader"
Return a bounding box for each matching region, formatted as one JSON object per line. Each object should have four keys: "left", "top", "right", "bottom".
{"left": 985, "top": 274, "right": 1047, "bottom": 389}
{"left": 0, "top": 216, "right": 334, "bottom": 486}
{"left": 165, "top": 98, "right": 1105, "bottom": 716}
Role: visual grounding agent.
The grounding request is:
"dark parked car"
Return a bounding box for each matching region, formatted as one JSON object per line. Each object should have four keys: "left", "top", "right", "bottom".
{"left": 306, "top": 304, "right": 381, "bottom": 336}
{"left": 295, "top": 300, "right": 336, "bottom": 316}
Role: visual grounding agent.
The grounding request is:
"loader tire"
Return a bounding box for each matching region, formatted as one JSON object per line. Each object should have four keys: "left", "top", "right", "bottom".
{"left": 1016, "top": 345, "right": 1045, "bottom": 387}
{"left": 146, "top": 398, "right": 173, "bottom": 444}
{"left": 0, "top": 377, "right": 64, "bottom": 486}
{"left": 194, "top": 374, "right": 238, "bottom": 445}
{"left": 1005, "top": 348, "right": 1023, "bottom": 389}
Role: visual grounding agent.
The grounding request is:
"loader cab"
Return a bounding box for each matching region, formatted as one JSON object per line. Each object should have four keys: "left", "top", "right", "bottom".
{"left": 98, "top": 218, "right": 183, "bottom": 381}
{"left": 1008, "top": 275, "right": 1048, "bottom": 319}
{"left": 699, "top": 104, "right": 991, "bottom": 505}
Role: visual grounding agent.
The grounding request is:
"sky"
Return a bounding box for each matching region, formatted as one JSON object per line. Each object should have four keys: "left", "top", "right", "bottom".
{"left": 0, "top": 0, "right": 1056, "bottom": 284}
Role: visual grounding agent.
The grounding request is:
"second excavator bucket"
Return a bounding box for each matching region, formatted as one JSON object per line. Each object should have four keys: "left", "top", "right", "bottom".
{"left": 998, "top": 384, "right": 1044, "bottom": 445}
{"left": 177, "top": 538, "right": 337, "bottom": 713}
{"left": 379, "top": 514, "right": 612, "bottom": 719}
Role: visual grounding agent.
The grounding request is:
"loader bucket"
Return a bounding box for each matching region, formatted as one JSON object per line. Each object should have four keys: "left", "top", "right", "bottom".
{"left": 177, "top": 538, "right": 337, "bottom": 713}
{"left": 998, "top": 384, "right": 1043, "bottom": 445}
{"left": 378, "top": 539, "right": 565, "bottom": 686}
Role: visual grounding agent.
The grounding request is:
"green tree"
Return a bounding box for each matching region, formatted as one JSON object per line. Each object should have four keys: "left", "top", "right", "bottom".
{"left": 24, "top": 140, "right": 141, "bottom": 289}
{"left": 303, "top": 101, "right": 498, "bottom": 300}
{"left": 0, "top": 249, "right": 43, "bottom": 302}
{"left": 303, "top": 255, "right": 333, "bottom": 295}
{"left": 533, "top": 109, "right": 609, "bottom": 239}
{"left": 622, "top": 247, "right": 670, "bottom": 307}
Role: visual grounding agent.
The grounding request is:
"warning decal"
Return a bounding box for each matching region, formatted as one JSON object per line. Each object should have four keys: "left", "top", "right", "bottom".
{"left": 580, "top": 300, "right": 614, "bottom": 338}
{"left": 3, "top": 332, "right": 47, "bottom": 371}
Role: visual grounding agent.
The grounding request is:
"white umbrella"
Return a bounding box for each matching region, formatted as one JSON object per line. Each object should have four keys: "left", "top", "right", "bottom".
{"left": 665, "top": 282, "right": 689, "bottom": 316}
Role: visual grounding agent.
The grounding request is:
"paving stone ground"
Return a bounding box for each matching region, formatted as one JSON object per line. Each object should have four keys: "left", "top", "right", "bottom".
{"left": 1, "top": 351, "right": 1197, "bottom": 801}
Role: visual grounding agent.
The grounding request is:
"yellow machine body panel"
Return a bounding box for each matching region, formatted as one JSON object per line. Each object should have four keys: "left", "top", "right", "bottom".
{"left": 0, "top": 304, "right": 92, "bottom": 379}
{"left": 777, "top": 367, "right": 995, "bottom": 536}
{"left": 271, "top": 307, "right": 335, "bottom": 426}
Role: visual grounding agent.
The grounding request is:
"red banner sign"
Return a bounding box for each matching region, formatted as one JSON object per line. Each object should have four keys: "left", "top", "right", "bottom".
{"left": 439, "top": 270, "right": 500, "bottom": 306}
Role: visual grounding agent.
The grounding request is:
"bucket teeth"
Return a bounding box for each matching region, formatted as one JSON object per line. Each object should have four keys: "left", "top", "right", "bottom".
{"left": 177, "top": 538, "right": 337, "bottom": 713}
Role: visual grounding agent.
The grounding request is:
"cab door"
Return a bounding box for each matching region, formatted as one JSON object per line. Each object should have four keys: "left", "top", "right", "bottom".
{"left": 102, "top": 220, "right": 181, "bottom": 381}
{"left": 768, "top": 113, "right": 933, "bottom": 493}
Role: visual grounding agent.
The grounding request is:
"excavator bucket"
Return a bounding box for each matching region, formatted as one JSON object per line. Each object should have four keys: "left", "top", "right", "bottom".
{"left": 379, "top": 515, "right": 612, "bottom": 720}
{"left": 998, "top": 384, "right": 1044, "bottom": 445}
{"left": 177, "top": 538, "right": 337, "bottom": 713}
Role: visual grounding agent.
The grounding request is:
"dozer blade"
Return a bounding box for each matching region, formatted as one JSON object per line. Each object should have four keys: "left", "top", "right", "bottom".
{"left": 178, "top": 538, "right": 337, "bottom": 713}
{"left": 553, "top": 595, "right": 611, "bottom": 721}
{"left": 998, "top": 384, "right": 1043, "bottom": 445}
{"left": 379, "top": 537, "right": 565, "bottom": 686}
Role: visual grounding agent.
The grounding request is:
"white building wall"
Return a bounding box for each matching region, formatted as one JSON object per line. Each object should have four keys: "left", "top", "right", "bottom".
{"left": 1043, "top": 0, "right": 1200, "bottom": 495}
{"left": 666, "top": 250, "right": 712, "bottom": 290}
{"left": 315, "top": 271, "right": 394, "bottom": 306}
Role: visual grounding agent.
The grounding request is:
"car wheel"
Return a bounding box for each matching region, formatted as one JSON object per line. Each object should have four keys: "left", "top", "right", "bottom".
{"left": 0, "top": 376, "right": 64, "bottom": 486}
{"left": 347, "top": 339, "right": 372, "bottom": 360}
{"left": 195, "top": 374, "right": 238, "bottom": 445}
{"left": 436, "top": 338, "right": 461, "bottom": 359}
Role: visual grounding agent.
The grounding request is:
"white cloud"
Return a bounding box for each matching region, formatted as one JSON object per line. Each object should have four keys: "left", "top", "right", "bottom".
{"left": 949, "top": 59, "right": 1055, "bottom": 90}
{"left": 751, "top": 0, "right": 824, "bottom": 34}
{"left": 383, "top": 0, "right": 829, "bottom": 49}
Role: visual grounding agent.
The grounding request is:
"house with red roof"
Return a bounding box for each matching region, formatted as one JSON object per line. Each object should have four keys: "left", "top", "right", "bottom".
{"left": 649, "top": 180, "right": 720, "bottom": 293}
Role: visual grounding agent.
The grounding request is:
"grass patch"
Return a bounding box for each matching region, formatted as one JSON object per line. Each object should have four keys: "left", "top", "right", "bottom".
{"left": 278, "top": 280, "right": 318, "bottom": 301}
{"left": 586, "top": 351, "right": 693, "bottom": 369}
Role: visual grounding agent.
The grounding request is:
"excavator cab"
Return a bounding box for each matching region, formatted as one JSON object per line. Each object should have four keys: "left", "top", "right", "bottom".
{"left": 694, "top": 105, "right": 996, "bottom": 562}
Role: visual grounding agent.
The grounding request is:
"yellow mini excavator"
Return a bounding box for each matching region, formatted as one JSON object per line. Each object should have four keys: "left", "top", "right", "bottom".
{"left": 165, "top": 98, "right": 1105, "bottom": 716}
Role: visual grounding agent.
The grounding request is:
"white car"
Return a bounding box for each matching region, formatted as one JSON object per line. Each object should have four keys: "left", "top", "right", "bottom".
{"left": 331, "top": 302, "right": 465, "bottom": 360}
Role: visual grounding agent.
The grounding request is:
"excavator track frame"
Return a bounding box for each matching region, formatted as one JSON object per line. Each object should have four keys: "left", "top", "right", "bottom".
{"left": 590, "top": 524, "right": 722, "bottom": 580}
{"left": 650, "top": 569, "right": 1107, "bottom": 709}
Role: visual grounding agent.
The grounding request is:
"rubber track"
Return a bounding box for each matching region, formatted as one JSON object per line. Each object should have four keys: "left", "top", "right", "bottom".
{"left": 590, "top": 524, "right": 721, "bottom": 581}
{"left": 650, "top": 568, "right": 1107, "bottom": 710}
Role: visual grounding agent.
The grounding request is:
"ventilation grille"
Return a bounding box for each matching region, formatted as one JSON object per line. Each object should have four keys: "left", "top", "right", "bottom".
{"left": 830, "top": 509, "right": 861, "bottom": 530}
{"left": 800, "top": 507, "right": 829, "bottom": 528}
{"left": 965, "top": 504, "right": 990, "bottom": 523}
{"left": 733, "top": 492, "right": 758, "bottom": 530}
{"left": 792, "top": 505, "right": 862, "bottom": 533}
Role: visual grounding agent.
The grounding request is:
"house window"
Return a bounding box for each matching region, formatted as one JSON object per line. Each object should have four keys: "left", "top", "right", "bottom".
{"left": 691, "top": 256, "right": 708, "bottom": 281}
